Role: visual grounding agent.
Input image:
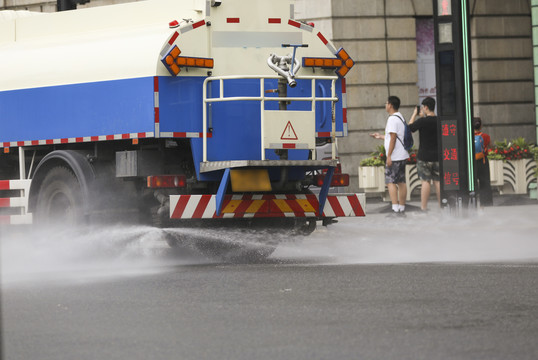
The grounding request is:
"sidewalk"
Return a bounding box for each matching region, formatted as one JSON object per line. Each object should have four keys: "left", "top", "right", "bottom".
{"left": 364, "top": 193, "right": 538, "bottom": 215}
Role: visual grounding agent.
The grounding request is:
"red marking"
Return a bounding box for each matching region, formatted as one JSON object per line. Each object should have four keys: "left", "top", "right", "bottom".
{"left": 0, "top": 181, "right": 9, "bottom": 190}
{"left": 61, "top": 139, "right": 68, "bottom": 144}
{"left": 2, "top": 142, "right": 9, "bottom": 147}
{"left": 17, "top": 141, "right": 24, "bottom": 146}
{"left": 106, "top": 135, "right": 115, "bottom": 140}
{"left": 173, "top": 132, "right": 187, "bottom": 137}
{"left": 288, "top": 19, "right": 301, "bottom": 28}
{"left": 285, "top": 197, "right": 308, "bottom": 217}
{"left": 168, "top": 31, "right": 179, "bottom": 45}
{"left": 343, "top": 108, "right": 348, "bottom": 123}
{"left": 122, "top": 134, "right": 130, "bottom": 139}
{"left": 327, "top": 196, "right": 345, "bottom": 217}
{"left": 281, "top": 121, "right": 298, "bottom": 140}
{"left": 31, "top": 140, "right": 39, "bottom": 145}
{"left": 138, "top": 132, "right": 147, "bottom": 138}
{"left": 154, "top": 108, "right": 160, "bottom": 123}
{"left": 233, "top": 197, "right": 254, "bottom": 218}
{"left": 0, "top": 198, "right": 10, "bottom": 207}
{"left": 268, "top": 18, "right": 281, "bottom": 24}
{"left": 282, "top": 144, "right": 296, "bottom": 149}
{"left": 192, "top": 20, "right": 206, "bottom": 29}
{"left": 76, "top": 137, "right": 83, "bottom": 143}
{"left": 227, "top": 18, "right": 240, "bottom": 23}
{"left": 347, "top": 195, "right": 365, "bottom": 216}
{"left": 341, "top": 78, "right": 347, "bottom": 93}
{"left": 45, "top": 139, "right": 53, "bottom": 144}
{"left": 192, "top": 195, "right": 212, "bottom": 219}
{"left": 253, "top": 200, "right": 272, "bottom": 218}
{"left": 306, "top": 194, "right": 320, "bottom": 216}
{"left": 264, "top": 201, "right": 285, "bottom": 218}
{"left": 171, "top": 195, "right": 191, "bottom": 219}
{"left": 317, "top": 32, "right": 328, "bottom": 45}
{"left": 153, "top": 76, "right": 159, "bottom": 92}
{"left": 91, "top": 136, "right": 99, "bottom": 142}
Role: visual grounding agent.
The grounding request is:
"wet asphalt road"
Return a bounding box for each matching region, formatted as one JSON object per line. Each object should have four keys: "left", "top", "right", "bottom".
{"left": 3, "top": 261, "right": 538, "bottom": 360}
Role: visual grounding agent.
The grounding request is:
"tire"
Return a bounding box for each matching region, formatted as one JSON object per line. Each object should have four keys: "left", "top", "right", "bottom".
{"left": 34, "top": 166, "right": 84, "bottom": 225}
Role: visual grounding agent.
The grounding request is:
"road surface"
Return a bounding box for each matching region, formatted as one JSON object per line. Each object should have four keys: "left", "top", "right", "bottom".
{"left": 2, "top": 203, "right": 538, "bottom": 360}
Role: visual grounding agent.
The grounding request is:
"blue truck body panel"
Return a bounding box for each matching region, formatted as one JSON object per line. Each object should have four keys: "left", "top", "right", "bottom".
{"left": 158, "top": 76, "right": 204, "bottom": 134}
{"left": 1, "top": 75, "right": 343, "bottom": 181}
{"left": 0, "top": 77, "right": 156, "bottom": 142}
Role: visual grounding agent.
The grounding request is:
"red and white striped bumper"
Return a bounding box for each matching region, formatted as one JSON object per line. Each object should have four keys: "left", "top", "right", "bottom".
{"left": 169, "top": 193, "right": 365, "bottom": 219}
{"left": 0, "top": 179, "right": 32, "bottom": 225}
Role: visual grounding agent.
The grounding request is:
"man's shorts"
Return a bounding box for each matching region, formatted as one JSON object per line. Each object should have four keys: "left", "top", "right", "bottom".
{"left": 416, "top": 160, "right": 440, "bottom": 181}
{"left": 385, "top": 160, "right": 407, "bottom": 184}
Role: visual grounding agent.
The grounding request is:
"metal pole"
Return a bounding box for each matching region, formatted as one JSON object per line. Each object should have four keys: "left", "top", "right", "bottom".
{"left": 18, "top": 147, "right": 26, "bottom": 180}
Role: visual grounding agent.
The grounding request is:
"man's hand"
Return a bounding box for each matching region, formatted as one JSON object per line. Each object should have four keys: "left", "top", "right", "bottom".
{"left": 386, "top": 155, "right": 392, "bottom": 167}
{"left": 369, "top": 132, "right": 383, "bottom": 140}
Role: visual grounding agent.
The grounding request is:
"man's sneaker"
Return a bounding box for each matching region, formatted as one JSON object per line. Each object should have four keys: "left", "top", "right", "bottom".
{"left": 396, "top": 210, "right": 406, "bottom": 217}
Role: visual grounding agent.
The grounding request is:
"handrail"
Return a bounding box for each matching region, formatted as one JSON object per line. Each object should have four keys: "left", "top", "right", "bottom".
{"left": 202, "top": 75, "right": 338, "bottom": 162}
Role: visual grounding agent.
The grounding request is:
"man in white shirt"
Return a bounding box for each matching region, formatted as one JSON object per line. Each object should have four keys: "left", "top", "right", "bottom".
{"left": 370, "top": 96, "right": 409, "bottom": 215}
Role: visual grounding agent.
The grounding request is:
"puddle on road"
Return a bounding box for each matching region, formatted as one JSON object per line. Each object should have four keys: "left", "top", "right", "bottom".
{"left": 274, "top": 204, "right": 538, "bottom": 264}
{"left": 2, "top": 204, "right": 537, "bottom": 286}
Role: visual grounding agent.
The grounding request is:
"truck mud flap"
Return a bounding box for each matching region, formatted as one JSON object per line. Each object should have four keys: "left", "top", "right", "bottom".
{"left": 169, "top": 193, "right": 365, "bottom": 220}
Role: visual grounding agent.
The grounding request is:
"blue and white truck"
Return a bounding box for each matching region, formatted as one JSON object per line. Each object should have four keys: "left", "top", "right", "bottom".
{"left": 0, "top": 0, "right": 364, "bottom": 244}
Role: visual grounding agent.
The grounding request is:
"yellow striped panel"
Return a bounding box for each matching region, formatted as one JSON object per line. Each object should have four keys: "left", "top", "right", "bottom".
{"left": 245, "top": 200, "right": 265, "bottom": 213}
{"left": 222, "top": 200, "right": 242, "bottom": 213}
{"left": 272, "top": 199, "right": 294, "bottom": 213}
{"left": 296, "top": 199, "right": 316, "bottom": 212}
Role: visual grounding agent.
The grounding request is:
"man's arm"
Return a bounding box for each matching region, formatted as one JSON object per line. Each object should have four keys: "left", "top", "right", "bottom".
{"left": 386, "top": 132, "right": 397, "bottom": 167}
{"left": 369, "top": 132, "right": 384, "bottom": 140}
{"left": 409, "top": 106, "right": 420, "bottom": 125}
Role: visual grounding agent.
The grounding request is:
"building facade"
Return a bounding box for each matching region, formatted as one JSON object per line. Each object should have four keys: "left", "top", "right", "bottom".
{"left": 2, "top": 0, "right": 537, "bottom": 191}
{"left": 296, "top": 0, "right": 536, "bottom": 191}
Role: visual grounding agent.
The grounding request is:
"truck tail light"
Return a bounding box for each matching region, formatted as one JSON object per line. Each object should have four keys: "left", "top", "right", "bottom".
{"left": 314, "top": 173, "right": 349, "bottom": 187}
{"left": 147, "top": 175, "right": 187, "bottom": 188}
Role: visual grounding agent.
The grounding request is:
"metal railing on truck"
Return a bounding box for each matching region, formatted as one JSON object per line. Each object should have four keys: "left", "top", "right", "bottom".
{"left": 202, "top": 75, "right": 339, "bottom": 166}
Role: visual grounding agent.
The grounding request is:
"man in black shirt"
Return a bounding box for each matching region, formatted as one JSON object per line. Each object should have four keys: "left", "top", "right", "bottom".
{"left": 409, "top": 97, "right": 440, "bottom": 211}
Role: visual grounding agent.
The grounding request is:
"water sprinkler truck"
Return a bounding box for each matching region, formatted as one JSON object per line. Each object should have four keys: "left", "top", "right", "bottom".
{"left": 0, "top": 0, "right": 365, "bottom": 256}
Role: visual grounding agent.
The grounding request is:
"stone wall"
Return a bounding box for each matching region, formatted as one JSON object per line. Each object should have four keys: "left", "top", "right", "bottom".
{"left": 470, "top": 0, "right": 535, "bottom": 142}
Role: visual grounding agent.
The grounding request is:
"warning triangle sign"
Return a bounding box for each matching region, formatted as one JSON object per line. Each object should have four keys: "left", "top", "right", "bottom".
{"left": 280, "top": 121, "right": 298, "bottom": 140}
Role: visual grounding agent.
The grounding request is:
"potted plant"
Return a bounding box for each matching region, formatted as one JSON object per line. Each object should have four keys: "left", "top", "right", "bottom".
{"left": 489, "top": 138, "right": 537, "bottom": 194}
{"left": 358, "top": 145, "right": 385, "bottom": 192}
{"left": 487, "top": 147, "right": 505, "bottom": 187}
{"left": 358, "top": 145, "right": 419, "bottom": 197}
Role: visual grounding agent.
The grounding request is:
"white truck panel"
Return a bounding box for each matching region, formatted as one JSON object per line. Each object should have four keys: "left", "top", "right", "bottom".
{"left": 1, "top": 0, "right": 340, "bottom": 90}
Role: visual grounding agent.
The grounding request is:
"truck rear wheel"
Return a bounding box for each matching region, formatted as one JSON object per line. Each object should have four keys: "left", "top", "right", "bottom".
{"left": 34, "top": 166, "right": 84, "bottom": 225}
